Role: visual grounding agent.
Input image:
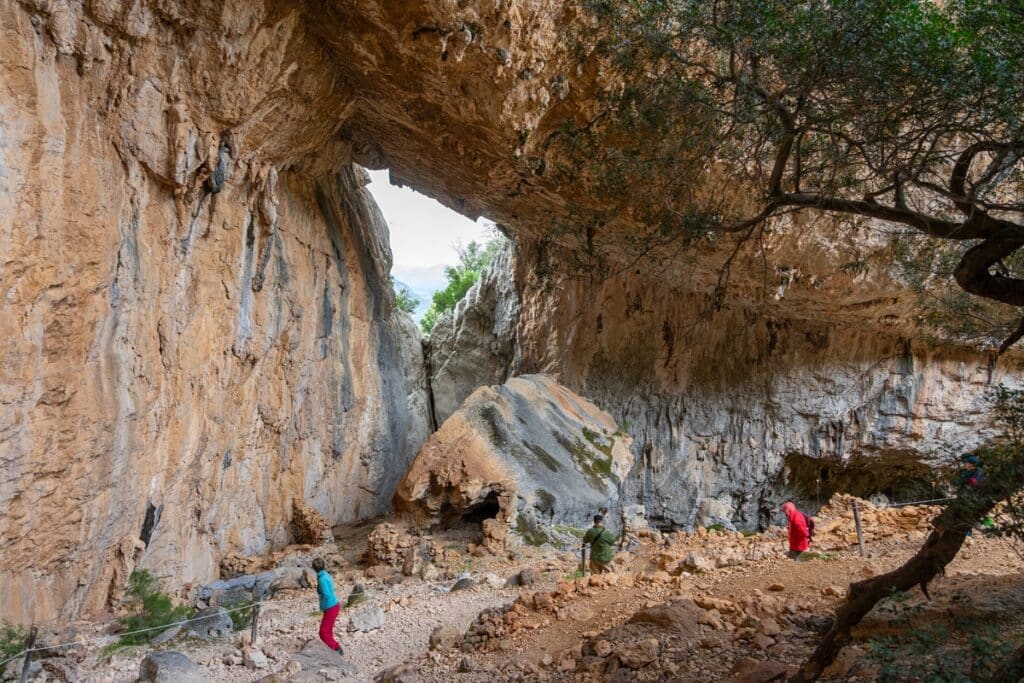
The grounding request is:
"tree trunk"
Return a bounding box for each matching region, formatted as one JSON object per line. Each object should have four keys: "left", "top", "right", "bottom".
{"left": 790, "top": 489, "right": 1004, "bottom": 682}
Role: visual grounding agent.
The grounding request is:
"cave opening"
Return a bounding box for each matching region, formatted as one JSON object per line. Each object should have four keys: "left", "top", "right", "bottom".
{"left": 460, "top": 491, "right": 502, "bottom": 524}
{"left": 139, "top": 501, "right": 163, "bottom": 548}
{"left": 780, "top": 450, "right": 948, "bottom": 511}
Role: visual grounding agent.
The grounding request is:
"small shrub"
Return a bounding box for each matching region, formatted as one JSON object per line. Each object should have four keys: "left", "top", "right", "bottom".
{"left": 113, "top": 570, "right": 193, "bottom": 649}
{"left": 222, "top": 599, "right": 256, "bottom": 631}
{"left": 705, "top": 523, "right": 727, "bottom": 533}
{"left": 0, "top": 621, "right": 27, "bottom": 662}
{"left": 564, "top": 569, "right": 584, "bottom": 581}
{"left": 797, "top": 551, "right": 838, "bottom": 561}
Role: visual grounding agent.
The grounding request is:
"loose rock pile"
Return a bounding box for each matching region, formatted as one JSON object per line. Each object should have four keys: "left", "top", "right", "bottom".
{"left": 290, "top": 500, "right": 334, "bottom": 546}
{"left": 813, "top": 494, "right": 940, "bottom": 550}
{"left": 577, "top": 589, "right": 841, "bottom": 680}
{"left": 367, "top": 523, "right": 418, "bottom": 567}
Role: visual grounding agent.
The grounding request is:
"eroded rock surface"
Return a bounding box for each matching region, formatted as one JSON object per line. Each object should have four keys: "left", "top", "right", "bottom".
{"left": 427, "top": 243, "right": 520, "bottom": 425}
{"left": 4, "top": 0, "right": 1023, "bottom": 628}
{"left": 0, "top": 1, "right": 430, "bottom": 623}
{"left": 395, "top": 375, "right": 633, "bottom": 538}
{"left": 429, "top": 240, "right": 1024, "bottom": 529}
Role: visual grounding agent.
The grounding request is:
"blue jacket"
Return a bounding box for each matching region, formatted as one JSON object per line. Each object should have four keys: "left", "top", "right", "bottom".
{"left": 317, "top": 569, "right": 339, "bottom": 611}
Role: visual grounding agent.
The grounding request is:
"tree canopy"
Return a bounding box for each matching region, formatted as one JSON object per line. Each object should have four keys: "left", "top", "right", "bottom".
{"left": 572, "top": 0, "right": 1024, "bottom": 350}
{"left": 420, "top": 236, "right": 505, "bottom": 333}
{"left": 390, "top": 277, "right": 420, "bottom": 316}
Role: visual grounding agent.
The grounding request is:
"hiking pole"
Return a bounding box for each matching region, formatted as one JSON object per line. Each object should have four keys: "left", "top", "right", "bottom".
{"left": 581, "top": 545, "right": 588, "bottom": 577}
{"left": 852, "top": 501, "right": 866, "bottom": 557}
{"left": 20, "top": 627, "right": 37, "bottom": 683}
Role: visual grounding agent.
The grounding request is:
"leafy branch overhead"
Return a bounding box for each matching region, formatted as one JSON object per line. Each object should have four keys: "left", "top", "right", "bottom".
{"left": 576, "top": 0, "right": 1024, "bottom": 350}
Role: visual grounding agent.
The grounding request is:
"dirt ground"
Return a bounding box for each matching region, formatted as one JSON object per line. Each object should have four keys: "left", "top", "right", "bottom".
{"left": 35, "top": 505, "right": 1024, "bottom": 683}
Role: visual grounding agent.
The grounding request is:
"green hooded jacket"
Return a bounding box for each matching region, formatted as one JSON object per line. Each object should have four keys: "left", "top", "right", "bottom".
{"left": 583, "top": 525, "right": 618, "bottom": 564}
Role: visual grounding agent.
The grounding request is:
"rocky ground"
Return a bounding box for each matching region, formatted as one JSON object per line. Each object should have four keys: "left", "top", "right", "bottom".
{"left": 5, "top": 497, "right": 1021, "bottom": 682}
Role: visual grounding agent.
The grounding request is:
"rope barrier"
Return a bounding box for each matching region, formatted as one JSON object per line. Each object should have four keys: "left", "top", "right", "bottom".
{"left": 886, "top": 496, "right": 958, "bottom": 508}
{"left": 0, "top": 594, "right": 317, "bottom": 670}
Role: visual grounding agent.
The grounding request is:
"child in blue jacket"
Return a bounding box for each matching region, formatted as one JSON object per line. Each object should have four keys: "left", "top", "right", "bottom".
{"left": 312, "top": 557, "right": 343, "bottom": 654}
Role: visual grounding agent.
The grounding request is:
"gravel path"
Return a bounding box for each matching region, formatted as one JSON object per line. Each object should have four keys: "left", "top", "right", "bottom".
{"left": 90, "top": 578, "right": 519, "bottom": 682}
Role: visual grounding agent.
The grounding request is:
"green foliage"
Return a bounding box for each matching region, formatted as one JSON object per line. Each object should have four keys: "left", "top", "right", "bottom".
{"left": 797, "top": 551, "right": 838, "bottom": 561}
{"left": 0, "top": 621, "right": 27, "bottom": 662}
{"left": 564, "top": 568, "right": 584, "bottom": 581}
{"left": 973, "top": 386, "right": 1024, "bottom": 545}
{"left": 553, "top": 524, "right": 586, "bottom": 539}
{"left": 114, "top": 570, "right": 193, "bottom": 649}
{"left": 867, "top": 619, "right": 1017, "bottom": 682}
{"left": 705, "top": 523, "right": 727, "bottom": 533}
{"left": 390, "top": 277, "right": 419, "bottom": 315}
{"left": 223, "top": 599, "right": 256, "bottom": 631}
{"left": 420, "top": 236, "right": 505, "bottom": 333}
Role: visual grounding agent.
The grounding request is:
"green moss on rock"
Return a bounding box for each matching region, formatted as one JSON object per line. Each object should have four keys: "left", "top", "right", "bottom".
{"left": 516, "top": 513, "right": 549, "bottom": 546}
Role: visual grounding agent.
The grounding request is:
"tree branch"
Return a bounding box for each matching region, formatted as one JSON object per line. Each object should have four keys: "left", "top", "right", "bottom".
{"left": 954, "top": 238, "right": 1024, "bottom": 307}
{"left": 998, "top": 314, "right": 1024, "bottom": 355}
{"left": 775, "top": 193, "right": 970, "bottom": 238}
{"left": 949, "top": 141, "right": 1024, "bottom": 216}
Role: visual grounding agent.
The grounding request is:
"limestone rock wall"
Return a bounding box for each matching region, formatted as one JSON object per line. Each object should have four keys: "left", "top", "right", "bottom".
{"left": 431, "top": 240, "right": 1024, "bottom": 530}
{"left": 427, "top": 243, "right": 520, "bottom": 425}
{"left": 0, "top": 1, "right": 429, "bottom": 623}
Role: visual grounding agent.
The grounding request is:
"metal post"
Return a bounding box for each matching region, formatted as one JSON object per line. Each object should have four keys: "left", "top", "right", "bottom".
{"left": 249, "top": 604, "right": 260, "bottom": 646}
{"left": 20, "top": 627, "right": 37, "bottom": 683}
{"left": 852, "top": 501, "right": 866, "bottom": 557}
{"left": 580, "top": 545, "right": 588, "bottom": 576}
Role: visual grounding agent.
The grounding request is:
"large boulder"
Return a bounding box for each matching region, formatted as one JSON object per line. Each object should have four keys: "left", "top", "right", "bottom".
{"left": 288, "top": 639, "right": 359, "bottom": 677}
{"left": 136, "top": 652, "right": 204, "bottom": 683}
{"left": 348, "top": 605, "right": 385, "bottom": 633}
{"left": 394, "top": 375, "right": 633, "bottom": 540}
{"left": 186, "top": 606, "right": 233, "bottom": 640}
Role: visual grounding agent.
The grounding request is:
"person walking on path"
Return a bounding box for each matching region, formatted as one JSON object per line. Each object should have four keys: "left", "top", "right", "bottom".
{"left": 312, "top": 557, "right": 344, "bottom": 655}
{"left": 583, "top": 513, "right": 618, "bottom": 574}
{"left": 782, "top": 501, "right": 812, "bottom": 559}
{"left": 956, "top": 453, "right": 995, "bottom": 533}
{"left": 957, "top": 453, "right": 985, "bottom": 489}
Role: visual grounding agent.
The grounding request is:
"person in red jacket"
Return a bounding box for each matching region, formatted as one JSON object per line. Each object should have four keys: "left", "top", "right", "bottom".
{"left": 782, "top": 501, "right": 811, "bottom": 559}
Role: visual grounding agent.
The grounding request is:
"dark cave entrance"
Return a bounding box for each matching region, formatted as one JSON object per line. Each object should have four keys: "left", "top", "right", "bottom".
{"left": 459, "top": 491, "right": 502, "bottom": 524}
{"left": 436, "top": 490, "right": 502, "bottom": 544}
{"left": 780, "top": 450, "right": 948, "bottom": 511}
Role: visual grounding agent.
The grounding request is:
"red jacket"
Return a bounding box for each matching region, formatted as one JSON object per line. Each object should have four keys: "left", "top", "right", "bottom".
{"left": 783, "top": 502, "right": 810, "bottom": 552}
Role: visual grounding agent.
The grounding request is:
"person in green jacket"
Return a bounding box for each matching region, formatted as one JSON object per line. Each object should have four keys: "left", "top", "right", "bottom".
{"left": 583, "top": 513, "right": 618, "bottom": 574}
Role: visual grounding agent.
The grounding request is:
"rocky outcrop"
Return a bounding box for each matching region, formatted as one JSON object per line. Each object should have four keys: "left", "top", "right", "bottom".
{"left": 395, "top": 375, "right": 633, "bottom": 539}
{"left": 0, "top": 1, "right": 430, "bottom": 624}
{"left": 429, "top": 240, "right": 1024, "bottom": 529}
{"left": 427, "top": 243, "right": 520, "bottom": 424}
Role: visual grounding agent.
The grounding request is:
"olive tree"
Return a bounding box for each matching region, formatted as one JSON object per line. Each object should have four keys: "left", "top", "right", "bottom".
{"left": 566, "top": 2, "right": 1024, "bottom": 678}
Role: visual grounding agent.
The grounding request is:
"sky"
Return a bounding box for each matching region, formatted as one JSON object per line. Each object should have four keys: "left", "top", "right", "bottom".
{"left": 366, "top": 169, "right": 495, "bottom": 319}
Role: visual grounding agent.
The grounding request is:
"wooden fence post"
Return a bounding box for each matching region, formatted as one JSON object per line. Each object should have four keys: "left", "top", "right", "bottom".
{"left": 852, "top": 500, "right": 866, "bottom": 557}
{"left": 250, "top": 604, "right": 261, "bottom": 646}
{"left": 20, "top": 627, "right": 37, "bottom": 683}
